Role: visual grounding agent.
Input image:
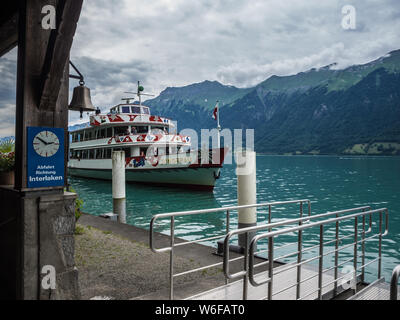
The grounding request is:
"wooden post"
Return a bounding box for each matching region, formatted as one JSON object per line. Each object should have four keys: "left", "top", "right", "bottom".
{"left": 0, "top": 0, "right": 83, "bottom": 300}
{"left": 15, "top": 0, "right": 82, "bottom": 190}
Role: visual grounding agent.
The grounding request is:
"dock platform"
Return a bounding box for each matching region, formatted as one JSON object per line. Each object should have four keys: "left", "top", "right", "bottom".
{"left": 187, "top": 263, "right": 341, "bottom": 300}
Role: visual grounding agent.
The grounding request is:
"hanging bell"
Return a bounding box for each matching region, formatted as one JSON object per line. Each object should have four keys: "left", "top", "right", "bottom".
{"left": 68, "top": 83, "right": 96, "bottom": 118}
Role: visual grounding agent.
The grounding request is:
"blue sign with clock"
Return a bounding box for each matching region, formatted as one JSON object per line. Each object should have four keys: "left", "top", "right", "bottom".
{"left": 27, "top": 127, "right": 65, "bottom": 188}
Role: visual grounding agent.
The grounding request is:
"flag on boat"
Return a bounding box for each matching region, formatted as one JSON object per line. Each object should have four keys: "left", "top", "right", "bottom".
{"left": 212, "top": 102, "right": 219, "bottom": 121}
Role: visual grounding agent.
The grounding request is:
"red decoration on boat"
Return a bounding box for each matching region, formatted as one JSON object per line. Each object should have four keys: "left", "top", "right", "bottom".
{"left": 129, "top": 115, "right": 138, "bottom": 122}
{"left": 149, "top": 116, "right": 163, "bottom": 123}
{"left": 108, "top": 114, "right": 124, "bottom": 122}
{"left": 137, "top": 135, "right": 146, "bottom": 142}
{"left": 123, "top": 136, "right": 133, "bottom": 143}
{"left": 90, "top": 117, "right": 101, "bottom": 126}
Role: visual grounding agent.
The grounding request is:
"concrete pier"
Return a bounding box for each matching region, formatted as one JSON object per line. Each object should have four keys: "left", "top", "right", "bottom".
{"left": 112, "top": 151, "right": 126, "bottom": 224}
{"left": 235, "top": 150, "right": 257, "bottom": 248}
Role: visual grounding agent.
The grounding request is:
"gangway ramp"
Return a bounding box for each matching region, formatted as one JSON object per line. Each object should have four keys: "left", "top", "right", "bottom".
{"left": 187, "top": 263, "right": 340, "bottom": 300}
{"left": 150, "top": 201, "right": 389, "bottom": 300}
{"left": 348, "top": 278, "right": 399, "bottom": 300}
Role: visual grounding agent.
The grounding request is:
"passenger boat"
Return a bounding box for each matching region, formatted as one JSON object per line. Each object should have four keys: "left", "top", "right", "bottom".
{"left": 68, "top": 85, "right": 228, "bottom": 190}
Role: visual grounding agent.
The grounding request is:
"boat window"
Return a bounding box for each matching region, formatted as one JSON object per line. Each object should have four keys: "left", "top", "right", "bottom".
{"left": 131, "top": 106, "right": 141, "bottom": 114}
{"left": 106, "top": 127, "right": 113, "bottom": 138}
{"left": 89, "top": 130, "right": 95, "bottom": 140}
{"left": 121, "top": 106, "right": 130, "bottom": 114}
{"left": 81, "top": 150, "right": 88, "bottom": 159}
{"left": 98, "top": 129, "right": 106, "bottom": 139}
{"left": 137, "top": 126, "right": 148, "bottom": 134}
{"left": 151, "top": 126, "right": 166, "bottom": 134}
{"left": 142, "top": 107, "right": 150, "bottom": 115}
{"left": 139, "top": 147, "right": 148, "bottom": 157}
{"left": 105, "top": 148, "right": 112, "bottom": 159}
{"left": 88, "top": 149, "right": 94, "bottom": 159}
{"left": 114, "top": 126, "right": 129, "bottom": 136}
{"left": 122, "top": 148, "right": 131, "bottom": 158}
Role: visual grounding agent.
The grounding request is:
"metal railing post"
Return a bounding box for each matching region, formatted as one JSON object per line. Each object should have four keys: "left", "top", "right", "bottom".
{"left": 170, "top": 216, "right": 175, "bottom": 300}
{"left": 390, "top": 265, "right": 400, "bottom": 300}
{"left": 318, "top": 225, "right": 324, "bottom": 300}
{"left": 296, "top": 202, "right": 303, "bottom": 300}
{"left": 353, "top": 217, "right": 358, "bottom": 294}
{"left": 268, "top": 237, "right": 274, "bottom": 300}
{"left": 225, "top": 210, "right": 230, "bottom": 285}
{"left": 268, "top": 205, "right": 272, "bottom": 224}
{"left": 226, "top": 210, "right": 230, "bottom": 234}
{"left": 378, "top": 211, "right": 383, "bottom": 279}
{"left": 243, "top": 232, "right": 249, "bottom": 300}
{"left": 361, "top": 213, "right": 366, "bottom": 283}
{"left": 333, "top": 212, "right": 339, "bottom": 296}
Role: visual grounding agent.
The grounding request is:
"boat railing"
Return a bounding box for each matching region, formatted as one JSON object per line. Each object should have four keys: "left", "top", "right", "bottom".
{"left": 238, "top": 207, "right": 389, "bottom": 300}
{"left": 390, "top": 265, "right": 400, "bottom": 300}
{"left": 149, "top": 199, "right": 311, "bottom": 300}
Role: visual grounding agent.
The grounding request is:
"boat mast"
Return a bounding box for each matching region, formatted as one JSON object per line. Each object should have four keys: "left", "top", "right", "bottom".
{"left": 125, "top": 81, "right": 154, "bottom": 107}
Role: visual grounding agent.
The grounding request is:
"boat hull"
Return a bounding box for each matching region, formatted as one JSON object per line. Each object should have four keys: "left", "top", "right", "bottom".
{"left": 68, "top": 166, "right": 221, "bottom": 191}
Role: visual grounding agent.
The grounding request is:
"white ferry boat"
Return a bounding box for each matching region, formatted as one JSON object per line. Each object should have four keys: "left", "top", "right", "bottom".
{"left": 68, "top": 89, "right": 228, "bottom": 190}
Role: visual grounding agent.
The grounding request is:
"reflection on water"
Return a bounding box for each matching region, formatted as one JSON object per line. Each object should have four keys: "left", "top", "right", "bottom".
{"left": 70, "top": 155, "right": 400, "bottom": 283}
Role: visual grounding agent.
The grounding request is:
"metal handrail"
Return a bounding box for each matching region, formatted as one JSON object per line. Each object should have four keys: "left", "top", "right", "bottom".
{"left": 149, "top": 199, "right": 311, "bottom": 299}
{"left": 248, "top": 208, "right": 389, "bottom": 300}
{"left": 150, "top": 199, "right": 311, "bottom": 253}
{"left": 223, "top": 206, "right": 372, "bottom": 281}
{"left": 390, "top": 265, "right": 400, "bottom": 300}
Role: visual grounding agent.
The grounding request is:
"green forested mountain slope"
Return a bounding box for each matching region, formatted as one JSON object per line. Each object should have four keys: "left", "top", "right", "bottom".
{"left": 146, "top": 50, "right": 400, "bottom": 155}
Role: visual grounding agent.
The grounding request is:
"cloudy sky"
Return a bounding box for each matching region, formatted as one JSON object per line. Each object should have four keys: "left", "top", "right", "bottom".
{"left": 1, "top": 0, "right": 400, "bottom": 136}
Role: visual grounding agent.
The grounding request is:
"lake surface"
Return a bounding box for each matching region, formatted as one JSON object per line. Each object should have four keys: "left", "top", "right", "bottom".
{"left": 70, "top": 155, "right": 400, "bottom": 283}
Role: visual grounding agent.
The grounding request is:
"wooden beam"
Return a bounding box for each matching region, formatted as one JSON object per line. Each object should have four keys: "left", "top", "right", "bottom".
{"left": 39, "top": 0, "right": 83, "bottom": 110}
{"left": 0, "top": 12, "right": 18, "bottom": 57}
{"left": 14, "top": 0, "right": 82, "bottom": 190}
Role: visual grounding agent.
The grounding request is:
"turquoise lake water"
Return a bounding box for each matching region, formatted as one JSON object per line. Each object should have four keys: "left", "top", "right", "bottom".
{"left": 70, "top": 155, "right": 400, "bottom": 283}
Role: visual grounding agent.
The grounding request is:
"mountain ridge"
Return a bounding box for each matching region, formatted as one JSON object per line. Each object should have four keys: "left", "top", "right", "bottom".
{"left": 145, "top": 50, "right": 400, "bottom": 155}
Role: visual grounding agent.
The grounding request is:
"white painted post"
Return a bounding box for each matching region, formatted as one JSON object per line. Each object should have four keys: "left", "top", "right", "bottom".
{"left": 112, "top": 151, "right": 126, "bottom": 223}
{"left": 235, "top": 150, "right": 257, "bottom": 248}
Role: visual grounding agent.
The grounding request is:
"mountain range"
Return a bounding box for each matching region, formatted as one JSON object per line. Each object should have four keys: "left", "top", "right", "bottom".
{"left": 145, "top": 50, "right": 400, "bottom": 155}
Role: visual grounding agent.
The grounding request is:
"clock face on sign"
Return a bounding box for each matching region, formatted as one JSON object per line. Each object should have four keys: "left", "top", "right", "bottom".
{"left": 33, "top": 130, "right": 60, "bottom": 158}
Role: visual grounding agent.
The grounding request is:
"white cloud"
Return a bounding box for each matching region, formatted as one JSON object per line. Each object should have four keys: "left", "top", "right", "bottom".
{"left": 1, "top": 0, "right": 400, "bottom": 134}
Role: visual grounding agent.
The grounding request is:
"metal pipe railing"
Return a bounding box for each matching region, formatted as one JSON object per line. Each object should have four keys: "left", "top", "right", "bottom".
{"left": 390, "top": 265, "right": 400, "bottom": 300}
{"left": 149, "top": 199, "right": 311, "bottom": 300}
{"left": 223, "top": 206, "right": 372, "bottom": 281}
{"left": 247, "top": 208, "right": 388, "bottom": 300}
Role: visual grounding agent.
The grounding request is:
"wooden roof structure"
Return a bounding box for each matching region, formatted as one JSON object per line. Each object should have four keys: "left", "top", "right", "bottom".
{"left": 0, "top": 0, "right": 85, "bottom": 300}
{"left": 0, "top": 0, "right": 83, "bottom": 189}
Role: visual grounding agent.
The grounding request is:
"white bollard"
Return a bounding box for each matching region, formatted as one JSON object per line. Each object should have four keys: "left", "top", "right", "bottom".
{"left": 235, "top": 150, "right": 257, "bottom": 248}
{"left": 112, "top": 151, "right": 126, "bottom": 224}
